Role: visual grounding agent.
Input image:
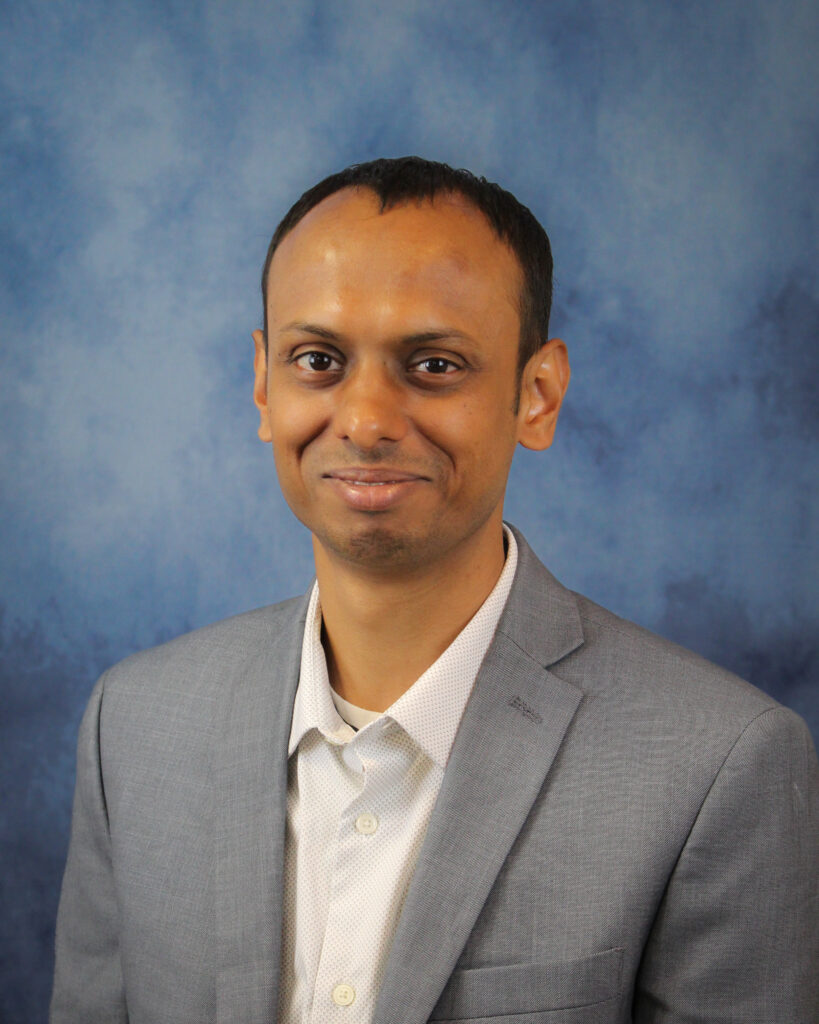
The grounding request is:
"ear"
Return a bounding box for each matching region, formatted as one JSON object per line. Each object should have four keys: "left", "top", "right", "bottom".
{"left": 252, "top": 328, "right": 273, "bottom": 443}
{"left": 516, "top": 338, "right": 570, "bottom": 451}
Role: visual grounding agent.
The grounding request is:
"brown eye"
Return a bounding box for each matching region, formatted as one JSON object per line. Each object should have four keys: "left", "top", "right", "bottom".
{"left": 412, "top": 356, "right": 460, "bottom": 375}
{"left": 421, "top": 357, "right": 453, "bottom": 374}
{"left": 294, "top": 350, "right": 341, "bottom": 372}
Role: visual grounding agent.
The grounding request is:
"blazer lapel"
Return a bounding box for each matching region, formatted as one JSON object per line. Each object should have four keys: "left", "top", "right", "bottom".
{"left": 373, "top": 533, "right": 585, "bottom": 1024}
{"left": 215, "top": 594, "right": 309, "bottom": 1024}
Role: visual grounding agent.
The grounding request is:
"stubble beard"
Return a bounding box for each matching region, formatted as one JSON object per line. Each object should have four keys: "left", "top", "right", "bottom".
{"left": 314, "top": 517, "right": 431, "bottom": 573}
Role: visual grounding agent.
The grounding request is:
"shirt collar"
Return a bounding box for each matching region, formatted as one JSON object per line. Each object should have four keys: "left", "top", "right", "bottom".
{"left": 288, "top": 526, "right": 518, "bottom": 768}
{"left": 288, "top": 584, "right": 355, "bottom": 754}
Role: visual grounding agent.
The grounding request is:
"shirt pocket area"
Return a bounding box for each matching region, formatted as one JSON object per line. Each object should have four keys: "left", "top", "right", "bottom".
{"left": 428, "top": 946, "right": 624, "bottom": 1021}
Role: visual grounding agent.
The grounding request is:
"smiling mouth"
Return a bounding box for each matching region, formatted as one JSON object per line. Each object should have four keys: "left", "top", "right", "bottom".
{"left": 322, "top": 468, "right": 428, "bottom": 510}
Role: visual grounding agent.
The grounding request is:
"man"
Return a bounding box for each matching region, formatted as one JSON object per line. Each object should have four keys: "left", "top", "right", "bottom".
{"left": 52, "top": 157, "right": 818, "bottom": 1023}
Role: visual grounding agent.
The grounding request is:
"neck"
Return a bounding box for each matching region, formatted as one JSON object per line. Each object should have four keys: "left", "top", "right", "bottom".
{"left": 314, "top": 519, "right": 507, "bottom": 712}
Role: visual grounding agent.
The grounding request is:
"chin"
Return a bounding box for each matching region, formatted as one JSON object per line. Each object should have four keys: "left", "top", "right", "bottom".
{"left": 320, "top": 522, "right": 429, "bottom": 570}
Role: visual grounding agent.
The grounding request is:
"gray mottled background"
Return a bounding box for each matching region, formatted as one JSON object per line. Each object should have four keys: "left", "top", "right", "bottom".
{"left": 1, "top": 0, "right": 817, "bottom": 1018}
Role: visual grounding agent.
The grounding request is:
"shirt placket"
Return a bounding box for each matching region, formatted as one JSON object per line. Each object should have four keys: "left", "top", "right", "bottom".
{"left": 310, "top": 720, "right": 408, "bottom": 1023}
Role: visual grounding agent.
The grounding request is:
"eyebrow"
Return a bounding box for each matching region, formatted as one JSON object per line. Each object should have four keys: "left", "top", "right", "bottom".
{"left": 277, "top": 321, "right": 474, "bottom": 346}
{"left": 278, "top": 322, "right": 339, "bottom": 340}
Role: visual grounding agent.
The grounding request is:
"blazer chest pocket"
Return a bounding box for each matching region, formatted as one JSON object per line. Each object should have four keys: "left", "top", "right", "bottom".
{"left": 429, "top": 946, "right": 623, "bottom": 1022}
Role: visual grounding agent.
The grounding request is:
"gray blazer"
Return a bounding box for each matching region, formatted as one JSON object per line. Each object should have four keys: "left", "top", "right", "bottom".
{"left": 51, "top": 529, "right": 819, "bottom": 1023}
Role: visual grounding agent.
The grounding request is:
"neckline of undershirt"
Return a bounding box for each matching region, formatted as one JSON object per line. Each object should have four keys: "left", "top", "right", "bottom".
{"left": 330, "top": 687, "right": 382, "bottom": 730}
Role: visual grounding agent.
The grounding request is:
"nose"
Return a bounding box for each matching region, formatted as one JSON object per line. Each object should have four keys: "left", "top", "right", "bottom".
{"left": 332, "top": 363, "right": 408, "bottom": 450}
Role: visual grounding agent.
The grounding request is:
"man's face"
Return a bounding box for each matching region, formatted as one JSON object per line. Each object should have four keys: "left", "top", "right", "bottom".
{"left": 254, "top": 188, "right": 555, "bottom": 573}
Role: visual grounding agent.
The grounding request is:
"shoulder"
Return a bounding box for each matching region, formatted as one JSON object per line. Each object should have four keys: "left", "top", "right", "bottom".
{"left": 105, "top": 594, "right": 306, "bottom": 684}
{"left": 84, "top": 593, "right": 308, "bottom": 742}
{"left": 102, "top": 594, "right": 307, "bottom": 691}
{"left": 506, "top": 528, "right": 809, "bottom": 767}
{"left": 517, "top": 563, "right": 819, "bottom": 851}
{"left": 571, "top": 591, "right": 775, "bottom": 716}
{"left": 561, "top": 592, "right": 819, "bottom": 798}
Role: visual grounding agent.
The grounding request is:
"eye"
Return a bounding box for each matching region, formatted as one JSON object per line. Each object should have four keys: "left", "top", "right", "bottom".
{"left": 293, "top": 350, "right": 342, "bottom": 373}
{"left": 410, "top": 356, "right": 461, "bottom": 376}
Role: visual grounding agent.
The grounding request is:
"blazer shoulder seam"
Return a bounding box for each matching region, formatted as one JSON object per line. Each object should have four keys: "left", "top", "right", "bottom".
{"left": 685, "top": 704, "right": 792, "bottom": 834}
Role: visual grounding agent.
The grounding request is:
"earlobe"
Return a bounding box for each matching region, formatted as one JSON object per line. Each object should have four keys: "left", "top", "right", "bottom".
{"left": 517, "top": 338, "right": 570, "bottom": 451}
{"left": 252, "top": 329, "right": 273, "bottom": 443}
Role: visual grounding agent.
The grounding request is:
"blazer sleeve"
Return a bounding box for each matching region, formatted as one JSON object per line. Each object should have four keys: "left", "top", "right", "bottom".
{"left": 634, "top": 705, "right": 819, "bottom": 1023}
{"left": 50, "top": 673, "right": 128, "bottom": 1023}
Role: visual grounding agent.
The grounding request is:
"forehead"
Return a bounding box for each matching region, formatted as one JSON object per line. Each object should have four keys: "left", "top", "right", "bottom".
{"left": 265, "top": 188, "right": 522, "bottom": 320}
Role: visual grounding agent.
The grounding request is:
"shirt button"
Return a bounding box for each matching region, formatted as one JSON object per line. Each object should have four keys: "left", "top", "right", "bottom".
{"left": 332, "top": 983, "right": 356, "bottom": 1006}
{"left": 355, "top": 812, "right": 378, "bottom": 835}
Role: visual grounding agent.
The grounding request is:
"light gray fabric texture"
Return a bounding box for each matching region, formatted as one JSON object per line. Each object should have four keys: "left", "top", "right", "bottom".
{"left": 50, "top": 527, "right": 819, "bottom": 1023}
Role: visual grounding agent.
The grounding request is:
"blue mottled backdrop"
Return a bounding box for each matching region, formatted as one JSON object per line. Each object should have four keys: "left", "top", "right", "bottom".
{"left": 1, "top": 0, "right": 817, "bottom": 1018}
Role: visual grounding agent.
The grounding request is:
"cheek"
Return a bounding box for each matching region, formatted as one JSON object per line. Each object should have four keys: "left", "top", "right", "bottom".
{"left": 269, "top": 411, "right": 311, "bottom": 489}
{"left": 424, "top": 407, "right": 517, "bottom": 489}
{"left": 270, "top": 392, "right": 327, "bottom": 452}
{"left": 448, "top": 388, "right": 518, "bottom": 449}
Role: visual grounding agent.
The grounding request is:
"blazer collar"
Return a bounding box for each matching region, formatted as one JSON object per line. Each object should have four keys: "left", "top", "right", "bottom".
{"left": 500, "top": 523, "right": 585, "bottom": 670}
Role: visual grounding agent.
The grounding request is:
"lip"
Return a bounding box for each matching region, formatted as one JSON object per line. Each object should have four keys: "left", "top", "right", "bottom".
{"left": 325, "top": 468, "right": 426, "bottom": 484}
{"left": 322, "top": 467, "right": 428, "bottom": 511}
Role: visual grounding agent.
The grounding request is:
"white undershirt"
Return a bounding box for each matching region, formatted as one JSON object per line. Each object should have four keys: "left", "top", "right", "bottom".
{"left": 331, "top": 687, "right": 382, "bottom": 730}
{"left": 277, "top": 528, "right": 518, "bottom": 1024}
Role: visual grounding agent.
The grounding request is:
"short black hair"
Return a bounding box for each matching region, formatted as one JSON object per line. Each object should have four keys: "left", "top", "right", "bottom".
{"left": 261, "top": 156, "right": 553, "bottom": 374}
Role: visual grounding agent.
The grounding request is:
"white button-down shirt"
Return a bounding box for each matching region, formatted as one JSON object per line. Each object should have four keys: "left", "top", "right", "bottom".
{"left": 278, "top": 529, "right": 518, "bottom": 1024}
